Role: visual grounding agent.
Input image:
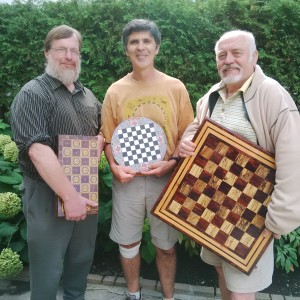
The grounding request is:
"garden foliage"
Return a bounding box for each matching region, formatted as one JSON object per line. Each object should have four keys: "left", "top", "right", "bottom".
{"left": 0, "top": 0, "right": 299, "bottom": 115}
{"left": 0, "top": 0, "right": 299, "bottom": 276}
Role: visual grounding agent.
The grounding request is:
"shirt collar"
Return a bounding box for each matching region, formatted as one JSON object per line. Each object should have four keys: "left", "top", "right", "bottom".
{"left": 44, "top": 73, "right": 85, "bottom": 93}
{"left": 238, "top": 73, "right": 254, "bottom": 93}
{"left": 218, "top": 73, "right": 254, "bottom": 100}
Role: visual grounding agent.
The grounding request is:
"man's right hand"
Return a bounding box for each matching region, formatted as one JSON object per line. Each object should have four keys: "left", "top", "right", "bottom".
{"left": 63, "top": 195, "right": 98, "bottom": 221}
{"left": 110, "top": 163, "right": 136, "bottom": 183}
{"left": 179, "top": 138, "right": 196, "bottom": 158}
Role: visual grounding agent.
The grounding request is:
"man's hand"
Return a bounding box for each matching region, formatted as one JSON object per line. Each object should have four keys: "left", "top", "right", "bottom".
{"left": 263, "top": 228, "right": 281, "bottom": 240}
{"left": 105, "top": 144, "right": 136, "bottom": 183}
{"left": 110, "top": 163, "right": 136, "bottom": 183}
{"left": 179, "top": 138, "right": 196, "bottom": 157}
{"left": 141, "top": 160, "right": 176, "bottom": 177}
{"left": 63, "top": 195, "right": 98, "bottom": 222}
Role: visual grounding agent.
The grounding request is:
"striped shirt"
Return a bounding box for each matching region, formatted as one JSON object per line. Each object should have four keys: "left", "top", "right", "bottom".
{"left": 211, "top": 75, "right": 257, "bottom": 144}
{"left": 10, "top": 73, "right": 101, "bottom": 180}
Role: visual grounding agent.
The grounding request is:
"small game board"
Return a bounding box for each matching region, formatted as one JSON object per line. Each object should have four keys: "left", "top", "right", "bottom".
{"left": 57, "top": 135, "right": 98, "bottom": 217}
{"left": 111, "top": 117, "right": 167, "bottom": 172}
{"left": 152, "top": 118, "right": 276, "bottom": 274}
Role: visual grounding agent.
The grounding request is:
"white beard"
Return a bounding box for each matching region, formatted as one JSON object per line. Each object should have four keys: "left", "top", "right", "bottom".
{"left": 220, "top": 64, "right": 243, "bottom": 84}
{"left": 45, "top": 56, "right": 81, "bottom": 86}
{"left": 222, "top": 72, "right": 243, "bottom": 84}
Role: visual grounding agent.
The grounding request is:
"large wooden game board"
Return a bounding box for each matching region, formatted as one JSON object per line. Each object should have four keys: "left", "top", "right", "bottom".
{"left": 152, "top": 118, "right": 276, "bottom": 274}
{"left": 57, "top": 135, "right": 99, "bottom": 217}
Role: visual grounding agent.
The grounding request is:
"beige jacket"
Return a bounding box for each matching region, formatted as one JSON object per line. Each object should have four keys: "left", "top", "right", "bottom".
{"left": 183, "top": 65, "right": 300, "bottom": 235}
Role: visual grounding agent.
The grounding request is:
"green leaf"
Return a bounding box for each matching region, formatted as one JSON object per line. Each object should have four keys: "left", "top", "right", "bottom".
{"left": 99, "top": 172, "right": 112, "bottom": 188}
{"left": 0, "top": 171, "right": 23, "bottom": 185}
{"left": 8, "top": 241, "right": 25, "bottom": 252}
{"left": 0, "top": 222, "right": 18, "bottom": 238}
{"left": 0, "top": 159, "right": 15, "bottom": 169}
{"left": 141, "top": 242, "right": 156, "bottom": 264}
{"left": 20, "top": 223, "right": 27, "bottom": 241}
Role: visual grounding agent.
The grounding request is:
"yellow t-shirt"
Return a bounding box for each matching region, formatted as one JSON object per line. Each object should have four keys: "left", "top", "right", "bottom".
{"left": 100, "top": 72, "right": 194, "bottom": 158}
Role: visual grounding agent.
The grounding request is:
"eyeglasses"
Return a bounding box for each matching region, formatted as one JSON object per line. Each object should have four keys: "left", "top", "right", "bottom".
{"left": 50, "top": 48, "right": 80, "bottom": 56}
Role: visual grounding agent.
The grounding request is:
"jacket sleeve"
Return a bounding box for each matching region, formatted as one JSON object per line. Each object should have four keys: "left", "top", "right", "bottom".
{"left": 182, "top": 96, "right": 210, "bottom": 141}
{"left": 264, "top": 85, "right": 300, "bottom": 235}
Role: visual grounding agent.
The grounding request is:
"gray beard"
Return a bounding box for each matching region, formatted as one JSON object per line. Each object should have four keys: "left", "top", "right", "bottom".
{"left": 221, "top": 73, "right": 242, "bottom": 84}
{"left": 45, "top": 60, "right": 81, "bottom": 86}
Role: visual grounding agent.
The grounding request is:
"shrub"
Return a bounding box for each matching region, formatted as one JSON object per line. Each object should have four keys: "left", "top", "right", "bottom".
{"left": 0, "top": 0, "right": 299, "bottom": 274}
{"left": 0, "top": 135, "right": 12, "bottom": 154}
{"left": 275, "top": 228, "right": 300, "bottom": 273}
{"left": 3, "top": 141, "right": 19, "bottom": 163}
{"left": 0, "top": 248, "right": 23, "bottom": 279}
{"left": 0, "top": 192, "right": 22, "bottom": 219}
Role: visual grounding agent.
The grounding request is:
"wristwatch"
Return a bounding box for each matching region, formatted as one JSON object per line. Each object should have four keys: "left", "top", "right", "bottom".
{"left": 168, "top": 156, "right": 180, "bottom": 164}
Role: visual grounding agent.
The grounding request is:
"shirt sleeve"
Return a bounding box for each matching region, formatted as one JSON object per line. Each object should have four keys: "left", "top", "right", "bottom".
{"left": 10, "top": 88, "right": 54, "bottom": 161}
{"left": 100, "top": 89, "right": 118, "bottom": 143}
{"left": 177, "top": 85, "right": 195, "bottom": 139}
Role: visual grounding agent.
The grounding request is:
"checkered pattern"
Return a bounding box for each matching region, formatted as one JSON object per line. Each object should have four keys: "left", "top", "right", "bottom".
{"left": 167, "top": 136, "right": 275, "bottom": 259}
{"left": 57, "top": 135, "right": 98, "bottom": 216}
{"left": 118, "top": 123, "right": 162, "bottom": 167}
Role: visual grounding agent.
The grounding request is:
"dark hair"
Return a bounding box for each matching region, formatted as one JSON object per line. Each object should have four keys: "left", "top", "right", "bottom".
{"left": 44, "top": 25, "right": 82, "bottom": 51}
{"left": 122, "top": 19, "right": 161, "bottom": 48}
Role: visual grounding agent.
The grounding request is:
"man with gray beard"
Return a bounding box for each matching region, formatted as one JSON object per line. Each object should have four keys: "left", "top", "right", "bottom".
{"left": 10, "top": 25, "right": 105, "bottom": 300}
{"left": 179, "top": 30, "right": 300, "bottom": 300}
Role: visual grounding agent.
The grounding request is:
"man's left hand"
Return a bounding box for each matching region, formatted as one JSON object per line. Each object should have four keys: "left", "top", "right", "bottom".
{"left": 263, "top": 228, "right": 281, "bottom": 240}
{"left": 140, "top": 160, "right": 176, "bottom": 177}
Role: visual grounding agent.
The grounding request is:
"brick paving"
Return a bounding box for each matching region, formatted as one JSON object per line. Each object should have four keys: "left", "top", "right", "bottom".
{"left": 0, "top": 268, "right": 299, "bottom": 299}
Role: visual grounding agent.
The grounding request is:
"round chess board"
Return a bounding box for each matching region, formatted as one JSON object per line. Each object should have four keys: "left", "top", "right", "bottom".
{"left": 111, "top": 117, "right": 167, "bottom": 172}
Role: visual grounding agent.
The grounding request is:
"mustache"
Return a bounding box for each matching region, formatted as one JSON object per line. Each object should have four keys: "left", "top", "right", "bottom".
{"left": 221, "top": 64, "right": 241, "bottom": 72}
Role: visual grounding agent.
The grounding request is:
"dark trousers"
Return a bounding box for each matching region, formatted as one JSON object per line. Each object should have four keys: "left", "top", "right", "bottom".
{"left": 22, "top": 176, "right": 98, "bottom": 300}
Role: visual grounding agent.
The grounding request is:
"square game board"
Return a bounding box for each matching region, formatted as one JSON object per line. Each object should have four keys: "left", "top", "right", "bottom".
{"left": 152, "top": 118, "right": 276, "bottom": 274}
{"left": 57, "top": 135, "right": 99, "bottom": 217}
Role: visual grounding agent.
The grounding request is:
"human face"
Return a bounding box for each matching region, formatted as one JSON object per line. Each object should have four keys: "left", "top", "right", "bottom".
{"left": 125, "top": 31, "right": 159, "bottom": 71}
{"left": 216, "top": 35, "right": 258, "bottom": 91}
{"left": 44, "top": 34, "right": 81, "bottom": 86}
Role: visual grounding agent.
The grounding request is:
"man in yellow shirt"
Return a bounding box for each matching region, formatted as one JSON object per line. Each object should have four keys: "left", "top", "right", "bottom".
{"left": 101, "top": 19, "right": 194, "bottom": 300}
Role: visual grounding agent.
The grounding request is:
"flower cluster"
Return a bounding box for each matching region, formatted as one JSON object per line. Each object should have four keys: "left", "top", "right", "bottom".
{"left": 0, "top": 192, "right": 22, "bottom": 219}
{"left": 0, "top": 248, "right": 23, "bottom": 279}
{"left": 0, "top": 134, "right": 12, "bottom": 153}
{"left": 3, "top": 141, "right": 19, "bottom": 163}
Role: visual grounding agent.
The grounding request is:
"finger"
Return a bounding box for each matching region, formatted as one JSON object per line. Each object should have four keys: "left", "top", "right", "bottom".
{"left": 123, "top": 167, "right": 137, "bottom": 175}
{"left": 80, "top": 215, "right": 87, "bottom": 221}
{"left": 183, "top": 140, "right": 196, "bottom": 148}
{"left": 86, "top": 200, "right": 98, "bottom": 207}
{"left": 262, "top": 228, "right": 271, "bottom": 237}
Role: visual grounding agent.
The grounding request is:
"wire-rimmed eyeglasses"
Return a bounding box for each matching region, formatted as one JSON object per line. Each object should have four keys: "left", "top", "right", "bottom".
{"left": 50, "top": 48, "right": 80, "bottom": 56}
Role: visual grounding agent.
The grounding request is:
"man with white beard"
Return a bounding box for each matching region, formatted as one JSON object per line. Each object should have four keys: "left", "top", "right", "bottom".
{"left": 179, "top": 30, "right": 300, "bottom": 300}
{"left": 10, "top": 25, "right": 105, "bottom": 300}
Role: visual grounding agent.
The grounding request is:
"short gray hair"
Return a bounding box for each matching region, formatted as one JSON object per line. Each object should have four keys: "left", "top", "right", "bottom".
{"left": 215, "top": 30, "right": 257, "bottom": 55}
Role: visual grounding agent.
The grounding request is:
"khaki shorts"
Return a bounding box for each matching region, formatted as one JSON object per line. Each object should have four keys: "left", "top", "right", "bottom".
{"left": 201, "top": 240, "right": 274, "bottom": 293}
{"left": 109, "top": 173, "right": 179, "bottom": 250}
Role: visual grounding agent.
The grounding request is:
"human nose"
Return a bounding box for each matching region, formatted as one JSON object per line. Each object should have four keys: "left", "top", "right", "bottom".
{"left": 224, "top": 52, "right": 235, "bottom": 64}
{"left": 136, "top": 41, "right": 145, "bottom": 50}
{"left": 65, "top": 49, "right": 73, "bottom": 59}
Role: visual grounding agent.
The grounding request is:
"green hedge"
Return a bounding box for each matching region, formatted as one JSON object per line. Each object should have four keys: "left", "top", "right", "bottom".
{"left": 0, "top": 0, "right": 299, "bottom": 119}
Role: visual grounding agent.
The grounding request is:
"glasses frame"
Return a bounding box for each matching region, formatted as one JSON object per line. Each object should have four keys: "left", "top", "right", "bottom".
{"left": 50, "top": 47, "right": 80, "bottom": 56}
